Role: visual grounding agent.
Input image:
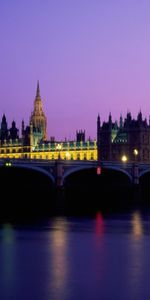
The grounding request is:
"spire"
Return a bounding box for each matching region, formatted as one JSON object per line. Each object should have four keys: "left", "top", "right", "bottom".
{"left": 97, "top": 114, "right": 101, "bottom": 127}
{"left": 137, "top": 110, "right": 142, "bottom": 122}
{"left": 108, "top": 112, "right": 112, "bottom": 124}
{"left": 119, "top": 114, "right": 123, "bottom": 128}
{"left": 36, "top": 80, "right": 40, "bottom": 98}
{"left": 126, "top": 111, "right": 132, "bottom": 121}
{"left": 2, "top": 114, "right": 6, "bottom": 123}
{"left": 21, "top": 119, "right": 25, "bottom": 136}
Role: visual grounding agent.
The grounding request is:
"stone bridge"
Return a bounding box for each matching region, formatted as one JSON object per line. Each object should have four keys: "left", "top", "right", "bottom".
{"left": 1, "top": 158, "right": 150, "bottom": 187}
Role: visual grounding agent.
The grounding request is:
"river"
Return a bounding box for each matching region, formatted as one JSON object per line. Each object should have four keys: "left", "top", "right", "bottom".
{"left": 0, "top": 210, "right": 150, "bottom": 300}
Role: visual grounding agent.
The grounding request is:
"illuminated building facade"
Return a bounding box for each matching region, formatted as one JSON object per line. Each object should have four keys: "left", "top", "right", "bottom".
{"left": 97, "top": 111, "right": 150, "bottom": 162}
{"left": 30, "top": 81, "right": 47, "bottom": 143}
{"left": 0, "top": 83, "right": 97, "bottom": 161}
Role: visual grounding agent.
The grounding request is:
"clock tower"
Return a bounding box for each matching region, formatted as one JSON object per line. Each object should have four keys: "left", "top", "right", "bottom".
{"left": 30, "top": 81, "right": 47, "bottom": 141}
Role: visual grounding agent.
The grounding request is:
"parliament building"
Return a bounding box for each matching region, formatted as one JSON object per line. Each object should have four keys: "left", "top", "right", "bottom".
{"left": 0, "top": 83, "right": 97, "bottom": 160}
{"left": 1, "top": 82, "right": 149, "bottom": 162}
{"left": 97, "top": 111, "right": 150, "bottom": 162}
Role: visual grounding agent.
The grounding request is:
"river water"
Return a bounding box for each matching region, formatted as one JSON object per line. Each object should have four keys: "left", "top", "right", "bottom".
{"left": 0, "top": 211, "right": 150, "bottom": 300}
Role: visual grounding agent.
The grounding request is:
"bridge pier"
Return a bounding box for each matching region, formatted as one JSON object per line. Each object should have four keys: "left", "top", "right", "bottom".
{"left": 132, "top": 163, "right": 139, "bottom": 185}
{"left": 55, "top": 159, "right": 64, "bottom": 187}
{"left": 54, "top": 160, "right": 66, "bottom": 214}
{"left": 131, "top": 163, "right": 142, "bottom": 205}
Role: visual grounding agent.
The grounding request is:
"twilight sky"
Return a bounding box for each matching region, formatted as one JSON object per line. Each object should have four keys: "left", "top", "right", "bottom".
{"left": 0, "top": 0, "right": 150, "bottom": 140}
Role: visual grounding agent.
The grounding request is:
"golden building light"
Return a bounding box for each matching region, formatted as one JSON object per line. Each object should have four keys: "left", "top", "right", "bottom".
{"left": 133, "top": 149, "right": 138, "bottom": 156}
{"left": 121, "top": 155, "right": 128, "bottom": 162}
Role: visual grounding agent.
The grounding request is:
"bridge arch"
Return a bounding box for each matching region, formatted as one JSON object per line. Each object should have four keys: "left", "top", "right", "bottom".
{"left": 64, "top": 163, "right": 133, "bottom": 214}
{"left": 102, "top": 166, "right": 132, "bottom": 182}
{"left": 0, "top": 163, "right": 56, "bottom": 219}
{"left": 13, "top": 163, "right": 55, "bottom": 183}
{"left": 63, "top": 165, "right": 95, "bottom": 181}
{"left": 139, "top": 169, "right": 150, "bottom": 178}
{"left": 63, "top": 164, "right": 132, "bottom": 182}
{"left": 6, "top": 163, "right": 55, "bottom": 184}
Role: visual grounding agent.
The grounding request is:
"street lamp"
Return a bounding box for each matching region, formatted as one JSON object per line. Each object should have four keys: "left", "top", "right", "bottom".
{"left": 133, "top": 149, "right": 138, "bottom": 162}
{"left": 121, "top": 155, "right": 128, "bottom": 162}
{"left": 133, "top": 149, "right": 139, "bottom": 184}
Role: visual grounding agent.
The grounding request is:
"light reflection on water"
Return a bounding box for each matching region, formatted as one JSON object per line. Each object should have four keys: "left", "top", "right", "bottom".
{"left": 129, "top": 211, "right": 144, "bottom": 299}
{"left": 131, "top": 211, "right": 143, "bottom": 239}
{"left": 0, "top": 212, "right": 150, "bottom": 299}
{"left": 49, "top": 218, "right": 69, "bottom": 300}
{"left": 95, "top": 211, "right": 104, "bottom": 236}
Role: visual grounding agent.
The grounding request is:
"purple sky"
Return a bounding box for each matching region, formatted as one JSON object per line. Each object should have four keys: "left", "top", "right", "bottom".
{"left": 0, "top": 0, "right": 150, "bottom": 140}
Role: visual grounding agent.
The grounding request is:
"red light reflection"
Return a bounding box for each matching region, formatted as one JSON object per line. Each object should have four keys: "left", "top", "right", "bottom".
{"left": 95, "top": 211, "right": 104, "bottom": 236}
{"left": 97, "top": 166, "right": 101, "bottom": 175}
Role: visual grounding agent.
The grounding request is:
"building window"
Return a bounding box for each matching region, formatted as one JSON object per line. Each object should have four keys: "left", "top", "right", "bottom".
{"left": 91, "top": 153, "right": 94, "bottom": 160}
{"left": 77, "top": 153, "right": 80, "bottom": 160}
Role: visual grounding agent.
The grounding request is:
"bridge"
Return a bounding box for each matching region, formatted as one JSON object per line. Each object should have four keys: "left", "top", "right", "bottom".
{"left": 0, "top": 158, "right": 150, "bottom": 187}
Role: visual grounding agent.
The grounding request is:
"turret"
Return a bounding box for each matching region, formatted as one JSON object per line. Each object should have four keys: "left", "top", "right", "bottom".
{"left": 119, "top": 114, "right": 123, "bottom": 129}
{"left": 9, "top": 120, "right": 19, "bottom": 140}
{"left": 97, "top": 114, "right": 101, "bottom": 163}
{"left": 108, "top": 113, "right": 112, "bottom": 130}
{"left": 29, "top": 121, "right": 33, "bottom": 148}
{"left": 0, "top": 114, "right": 8, "bottom": 141}
{"left": 97, "top": 114, "right": 100, "bottom": 143}
{"left": 76, "top": 130, "right": 85, "bottom": 142}
{"left": 21, "top": 120, "right": 25, "bottom": 137}
{"left": 137, "top": 110, "right": 142, "bottom": 123}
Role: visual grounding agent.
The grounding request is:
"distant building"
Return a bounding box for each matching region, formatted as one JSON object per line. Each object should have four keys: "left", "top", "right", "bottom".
{"left": 97, "top": 111, "right": 150, "bottom": 162}
{"left": 0, "top": 83, "right": 97, "bottom": 160}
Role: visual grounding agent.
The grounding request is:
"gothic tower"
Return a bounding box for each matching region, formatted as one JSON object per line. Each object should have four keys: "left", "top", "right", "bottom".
{"left": 0, "top": 114, "right": 8, "bottom": 141}
{"left": 97, "top": 114, "right": 100, "bottom": 163}
{"left": 30, "top": 81, "right": 47, "bottom": 141}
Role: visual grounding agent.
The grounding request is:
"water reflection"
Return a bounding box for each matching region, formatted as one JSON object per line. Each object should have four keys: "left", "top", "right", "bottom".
{"left": 94, "top": 212, "right": 105, "bottom": 288}
{"left": 49, "top": 218, "right": 69, "bottom": 300}
{"left": 95, "top": 211, "right": 104, "bottom": 236}
{"left": 1, "top": 213, "right": 150, "bottom": 300}
{"left": 129, "top": 211, "right": 144, "bottom": 299}
{"left": 1, "top": 223, "right": 16, "bottom": 298}
{"left": 131, "top": 211, "right": 143, "bottom": 239}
